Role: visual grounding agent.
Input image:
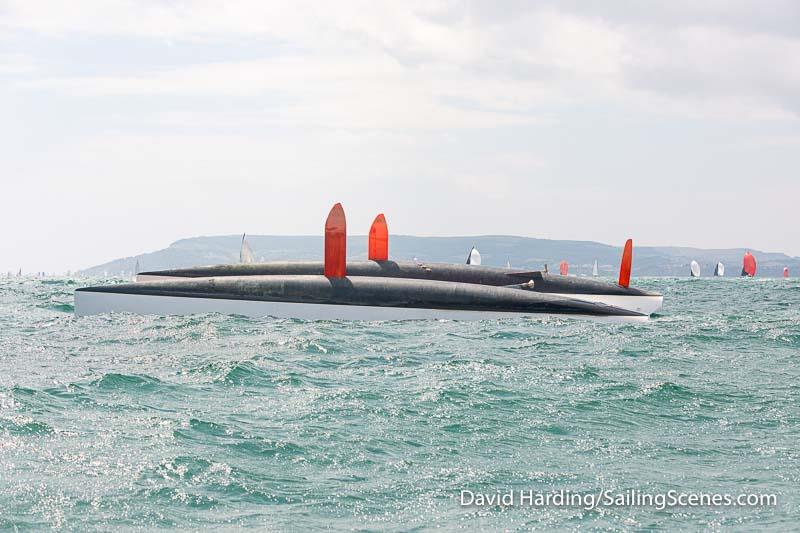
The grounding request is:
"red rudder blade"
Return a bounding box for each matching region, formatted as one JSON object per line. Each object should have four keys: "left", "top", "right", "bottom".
{"left": 559, "top": 261, "right": 569, "bottom": 276}
{"left": 618, "top": 239, "right": 633, "bottom": 288}
{"left": 324, "top": 203, "right": 347, "bottom": 278}
{"left": 368, "top": 214, "right": 389, "bottom": 261}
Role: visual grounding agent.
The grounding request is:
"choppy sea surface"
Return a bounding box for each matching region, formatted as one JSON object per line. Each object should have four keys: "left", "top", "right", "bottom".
{"left": 0, "top": 276, "right": 798, "bottom": 531}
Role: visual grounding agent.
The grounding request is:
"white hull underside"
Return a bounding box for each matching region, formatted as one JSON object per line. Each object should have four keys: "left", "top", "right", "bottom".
{"left": 74, "top": 291, "right": 649, "bottom": 322}
{"left": 549, "top": 293, "right": 663, "bottom": 315}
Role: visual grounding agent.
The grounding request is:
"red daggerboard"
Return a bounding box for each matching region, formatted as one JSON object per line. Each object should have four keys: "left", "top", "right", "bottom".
{"left": 368, "top": 214, "right": 388, "bottom": 261}
{"left": 324, "top": 203, "right": 346, "bottom": 278}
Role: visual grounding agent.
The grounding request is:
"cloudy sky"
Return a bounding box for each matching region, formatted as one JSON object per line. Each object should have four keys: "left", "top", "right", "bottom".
{"left": 2, "top": 1, "right": 799, "bottom": 272}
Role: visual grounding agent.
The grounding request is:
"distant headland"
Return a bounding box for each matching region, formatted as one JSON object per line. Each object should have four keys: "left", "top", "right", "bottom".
{"left": 79, "top": 235, "right": 800, "bottom": 278}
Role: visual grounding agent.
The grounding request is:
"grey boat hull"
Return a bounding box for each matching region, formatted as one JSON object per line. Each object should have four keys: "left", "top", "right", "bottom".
{"left": 137, "top": 261, "right": 663, "bottom": 315}
{"left": 75, "top": 275, "right": 648, "bottom": 321}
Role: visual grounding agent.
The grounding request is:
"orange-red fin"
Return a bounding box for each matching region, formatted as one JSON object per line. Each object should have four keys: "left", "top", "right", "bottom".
{"left": 324, "top": 203, "right": 347, "bottom": 278}
{"left": 618, "top": 239, "right": 633, "bottom": 288}
{"left": 368, "top": 213, "right": 388, "bottom": 261}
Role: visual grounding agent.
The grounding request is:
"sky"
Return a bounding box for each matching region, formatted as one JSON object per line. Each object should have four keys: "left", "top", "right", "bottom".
{"left": 2, "top": 0, "right": 799, "bottom": 273}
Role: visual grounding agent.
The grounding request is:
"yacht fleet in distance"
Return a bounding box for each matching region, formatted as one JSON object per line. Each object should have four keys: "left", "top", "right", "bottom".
{"left": 688, "top": 250, "right": 787, "bottom": 278}
{"left": 9, "top": 213, "right": 793, "bottom": 286}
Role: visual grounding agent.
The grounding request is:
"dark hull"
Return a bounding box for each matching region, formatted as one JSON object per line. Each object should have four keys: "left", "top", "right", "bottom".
{"left": 139, "top": 261, "right": 658, "bottom": 297}
{"left": 76, "top": 275, "right": 645, "bottom": 318}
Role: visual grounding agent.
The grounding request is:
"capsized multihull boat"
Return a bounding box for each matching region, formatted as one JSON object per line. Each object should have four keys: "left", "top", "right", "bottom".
{"left": 136, "top": 216, "right": 661, "bottom": 316}
{"left": 75, "top": 275, "right": 647, "bottom": 321}
{"left": 137, "top": 260, "right": 662, "bottom": 315}
{"left": 76, "top": 204, "right": 662, "bottom": 319}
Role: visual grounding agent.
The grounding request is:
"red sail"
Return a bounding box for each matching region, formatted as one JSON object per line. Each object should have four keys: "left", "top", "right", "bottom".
{"left": 559, "top": 260, "right": 569, "bottom": 276}
{"left": 784, "top": 267, "right": 790, "bottom": 278}
{"left": 324, "top": 203, "right": 347, "bottom": 278}
{"left": 618, "top": 239, "right": 633, "bottom": 288}
{"left": 742, "top": 252, "right": 757, "bottom": 277}
{"left": 368, "top": 213, "right": 389, "bottom": 261}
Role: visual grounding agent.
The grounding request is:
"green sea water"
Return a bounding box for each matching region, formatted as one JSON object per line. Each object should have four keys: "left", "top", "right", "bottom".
{"left": 0, "top": 277, "right": 798, "bottom": 531}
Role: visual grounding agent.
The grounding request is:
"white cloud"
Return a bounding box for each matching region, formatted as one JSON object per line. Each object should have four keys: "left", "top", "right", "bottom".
{"left": 1, "top": 1, "right": 800, "bottom": 271}
{"left": 6, "top": 1, "right": 798, "bottom": 120}
{"left": 621, "top": 25, "right": 800, "bottom": 117}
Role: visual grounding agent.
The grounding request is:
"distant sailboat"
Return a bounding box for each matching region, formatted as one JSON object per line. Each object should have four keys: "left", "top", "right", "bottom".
{"left": 506, "top": 259, "right": 512, "bottom": 269}
{"left": 131, "top": 260, "right": 141, "bottom": 281}
{"left": 466, "top": 246, "right": 481, "bottom": 266}
{"left": 741, "top": 252, "right": 757, "bottom": 277}
{"left": 713, "top": 262, "right": 724, "bottom": 277}
{"left": 240, "top": 234, "right": 255, "bottom": 264}
{"left": 784, "top": 267, "right": 790, "bottom": 278}
{"left": 559, "top": 260, "right": 569, "bottom": 276}
{"left": 690, "top": 260, "right": 701, "bottom": 277}
{"left": 592, "top": 260, "right": 598, "bottom": 277}
{"left": 17, "top": 268, "right": 21, "bottom": 277}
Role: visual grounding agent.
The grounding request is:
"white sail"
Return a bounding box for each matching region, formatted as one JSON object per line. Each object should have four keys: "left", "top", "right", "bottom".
{"left": 506, "top": 260, "right": 511, "bottom": 269}
{"left": 240, "top": 234, "right": 254, "bottom": 264}
{"left": 714, "top": 262, "right": 724, "bottom": 276}
{"left": 592, "top": 260, "right": 598, "bottom": 277}
{"left": 466, "top": 247, "right": 481, "bottom": 266}
{"left": 690, "top": 260, "right": 700, "bottom": 277}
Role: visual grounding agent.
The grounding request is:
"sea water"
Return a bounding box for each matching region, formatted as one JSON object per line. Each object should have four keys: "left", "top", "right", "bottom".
{"left": 0, "top": 277, "right": 798, "bottom": 530}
